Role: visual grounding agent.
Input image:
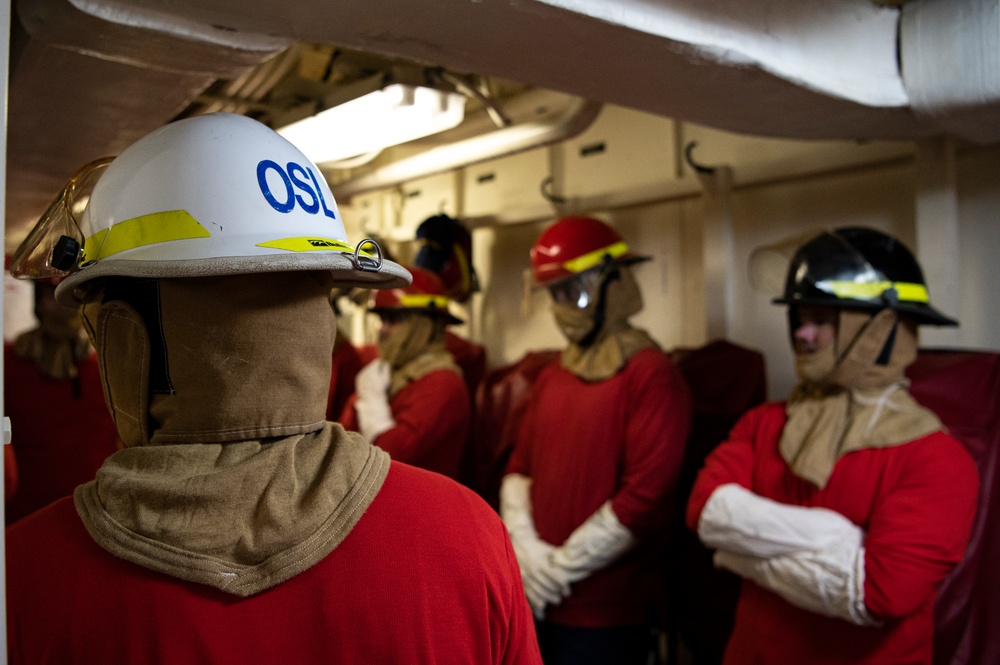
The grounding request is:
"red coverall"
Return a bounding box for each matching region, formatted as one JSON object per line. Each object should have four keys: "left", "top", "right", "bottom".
{"left": 7, "top": 461, "right": 542, "bottom": 664}
{"left": 686, "top": 402, "right": 979, "bottom": 665}
{"left": 507, "top": 347, "right": 692, "bottom": 627}
{"left": 341, "top": 368, "right": 471, "bottom": 480}
{"left": 4, "top": 344, "right": 118, "bottom": 524}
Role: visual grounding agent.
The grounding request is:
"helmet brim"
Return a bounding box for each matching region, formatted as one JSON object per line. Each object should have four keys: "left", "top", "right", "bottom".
{"left": 369, "top": 306, "right": 464, "bottom": 326}
{"left": 55, "top": 253, "right": 411, "bottom": 306}
{"left": 533, "top": 254, "right": 651, "bottom": 289}
{"left": 773, "top": 295, "right": 959, "bottom": 327}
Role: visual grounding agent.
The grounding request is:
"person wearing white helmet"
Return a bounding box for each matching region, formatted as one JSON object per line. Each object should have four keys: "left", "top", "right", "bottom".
{"left": 6, "top": 113, "right": 541, "bottom": 664}
{"left": 686, "top": 228, "right": 978, "bottom": 665}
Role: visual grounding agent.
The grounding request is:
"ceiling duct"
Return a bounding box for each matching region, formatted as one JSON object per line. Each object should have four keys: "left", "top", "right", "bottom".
{"left": 5, "top": 0, "right": 289, "bottom": 248}
{"left": 330, "top": 96, "right": 602, "bottom": 201}
{"left": 901, "top": 0, "right": 1000, "bottom": 144}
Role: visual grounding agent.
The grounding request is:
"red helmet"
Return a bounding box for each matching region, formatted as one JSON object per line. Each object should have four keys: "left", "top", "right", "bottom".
{"left": 530, "top": 216, "right": 646, "bottom": 286}
{"left": 371, "top": 265, "right": 463, "bottom": 324}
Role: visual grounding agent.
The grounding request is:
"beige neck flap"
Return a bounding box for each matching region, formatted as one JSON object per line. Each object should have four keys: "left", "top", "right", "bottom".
{"left": 378, "top": 314, "right": 459, "bottom": 396}
{"left": 378, "top": 314, "right": 438, "bottom": 370}
{"left": 14, "top": 326, "right": 92, "bottom": 381}
{"left": 389, "top": 347, "right": 461, "bottom": 397}
{"left": 555, "top": 266, "right": 657, "bottom": 381}
{"left": 780, "top": 310, "right": 942, "bottom": 487}
{"left": 75, "top": 424, "right": 389, "bottom": 597}
{"left": 561, "top": 323, "right": 659, "bottom": 382}
{"left": 81, "top": 272, "right": 336, "bottom": 447}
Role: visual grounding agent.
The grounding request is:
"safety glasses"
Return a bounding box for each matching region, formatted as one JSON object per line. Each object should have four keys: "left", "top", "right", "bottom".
{"left": 547, "top": 268, "right": 601, "bottom": 309}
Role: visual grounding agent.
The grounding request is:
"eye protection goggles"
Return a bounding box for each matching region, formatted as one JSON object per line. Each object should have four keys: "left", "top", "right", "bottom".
{"left": 546, "top": 268, "right": 602, "bottom": 309}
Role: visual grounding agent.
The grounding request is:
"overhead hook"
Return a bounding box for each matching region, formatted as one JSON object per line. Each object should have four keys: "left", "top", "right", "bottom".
{"left": 540, "top": 176, "right": 568, "bottom": 204}
{"left": 684, "top": 141, "right": 716, "bottom": 175}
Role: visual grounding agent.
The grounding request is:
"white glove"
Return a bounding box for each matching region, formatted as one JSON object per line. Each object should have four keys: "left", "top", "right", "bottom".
{"left": 354, "top": 359, "right": 395, "bottom": 441}
{"left": 499, "top": 474, "right": 569, "bottom": 619}
{"left": 513, "top": 535, "right": 565, "bottom": 618}
{"left": 714, "top": 524, "right": 879, "bottom": 626}
{"left": 698, "top": 484, "right": 861, "bottom": 558}
{"left": 549, "top": 501, "right": 636, "bottom": 585}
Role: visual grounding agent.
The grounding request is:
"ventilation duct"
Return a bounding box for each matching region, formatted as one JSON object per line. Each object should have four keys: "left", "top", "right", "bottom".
{"left": 901, "top": 0, "right": 1000, "bottom": 143}
{"left": 331, "top": 97, "right": 602, "bottom": 201}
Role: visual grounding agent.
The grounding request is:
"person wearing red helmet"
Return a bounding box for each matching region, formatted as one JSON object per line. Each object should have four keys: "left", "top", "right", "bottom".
{"left": 5, "top": 114, "right": 540, "bottom": 664}
{"left": 339, "top": 265, "right": 472, "bottom": 481}
{"left": 686, "top": 227, "right": 978, "bottom": 664}
{"left": 501, "top": 216, "right": 692, "bottom": 664}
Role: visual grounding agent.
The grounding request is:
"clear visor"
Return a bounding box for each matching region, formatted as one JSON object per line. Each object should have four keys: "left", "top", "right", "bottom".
{"left": 547, "top": 267, "right": 602, "bottom": 309}
{"left": 10, "top": 157, "right": 114, "bottom": 280}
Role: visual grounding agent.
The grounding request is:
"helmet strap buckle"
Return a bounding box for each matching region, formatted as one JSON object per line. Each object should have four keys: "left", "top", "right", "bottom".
{"left": 881, "top": 285, "right": 899, "bottom": 307}
{"left": 576, "top": 255, "right": 621, "bottom": 348}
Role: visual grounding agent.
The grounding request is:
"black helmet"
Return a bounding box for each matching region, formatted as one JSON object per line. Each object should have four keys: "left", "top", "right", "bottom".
{"left": 774, "top": 227, "right": 957, "bottom": 326}
{"left": 414, "top": 214, "right": 479, "bottom": 304}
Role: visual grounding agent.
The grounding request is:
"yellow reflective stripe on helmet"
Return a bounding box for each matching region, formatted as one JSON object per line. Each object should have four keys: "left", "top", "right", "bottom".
{"left": 399, "top": 294, "right": 450, "bottom": 309}
{"left": 257, "top": 237, "right": 358, "bottom": 253}
{"left": 823, "top": 280, "right": 929, "bottom": 303}
{"left": 562, "top": 241, "right": 629, "bottom": 274}
{"left": 82, "top": 210, "right": 211, "bottom": 262}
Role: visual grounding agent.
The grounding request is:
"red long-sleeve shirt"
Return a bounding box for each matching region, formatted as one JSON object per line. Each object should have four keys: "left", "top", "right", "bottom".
{"left": 4, "top": 344, "right": 119, "bottom": 524}
{"left": 507, "top": 348, "right": 691, "bottom": 627}
{"left": 686, "top": 402, "right": 979, "bottom": 665}
{"left": 7, "top": 461, "right": 542, "bottom": 665}
{"left": 341, "top": 368, "right": 471, "bottom": 481}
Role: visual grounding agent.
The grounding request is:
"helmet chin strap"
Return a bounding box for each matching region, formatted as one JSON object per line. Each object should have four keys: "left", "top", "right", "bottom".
{"left": 874, "top": 311, "right": 898, "bottom": 365}
{"left": 576, "top": 257, "right": 621, "bottom": 349}
{"left": 874, "top": 288, "right": 900, "bottom": 365}
{"left": 789, "top": 304, "right": 899, "bottom": 368}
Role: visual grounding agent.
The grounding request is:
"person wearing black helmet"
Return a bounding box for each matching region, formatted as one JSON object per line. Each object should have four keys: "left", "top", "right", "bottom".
{"left": 412, "top": 213, "right": 487, "bottom": 402}
{"left": 686, "top": 227, "right": 978, "bottom": 664}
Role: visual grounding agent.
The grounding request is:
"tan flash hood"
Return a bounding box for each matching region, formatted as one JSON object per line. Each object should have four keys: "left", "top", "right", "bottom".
{"left": 82, "top": 271, "right": 337, "bottom": 447}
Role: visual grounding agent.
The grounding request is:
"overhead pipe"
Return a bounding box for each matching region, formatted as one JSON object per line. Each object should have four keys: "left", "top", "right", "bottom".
{"left": 330, "top": 98, "right": 603, "bottom": 201}
{"left": 900, "top": 0, "right": 1000, "bottom": 143}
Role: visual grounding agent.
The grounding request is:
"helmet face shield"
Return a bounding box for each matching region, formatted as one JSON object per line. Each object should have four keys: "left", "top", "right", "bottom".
{"left": 10, "top": 158, "right": 113, "bottom": 280}
{"left": 547, "top": 268, "right": 601, "bottom": 309}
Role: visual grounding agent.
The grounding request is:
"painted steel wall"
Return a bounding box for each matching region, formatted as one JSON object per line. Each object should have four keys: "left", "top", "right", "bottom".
{"left": 325, "top": 106, "right": 1000, "bottom": 400}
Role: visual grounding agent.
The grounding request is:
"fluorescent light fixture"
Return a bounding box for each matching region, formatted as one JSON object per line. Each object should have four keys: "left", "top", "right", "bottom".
{"left": 278, "top": 83, "right": 467, "bottom": 164}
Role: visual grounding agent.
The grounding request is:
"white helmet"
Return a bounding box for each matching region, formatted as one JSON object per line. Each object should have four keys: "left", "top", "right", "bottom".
{"left": 11, "top": 112, "right": 410, "bottom": 303}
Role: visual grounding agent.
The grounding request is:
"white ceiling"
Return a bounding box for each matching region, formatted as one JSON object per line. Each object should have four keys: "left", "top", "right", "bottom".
{"left": 6, "top": 0, "right": 999, "bottom": 249}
